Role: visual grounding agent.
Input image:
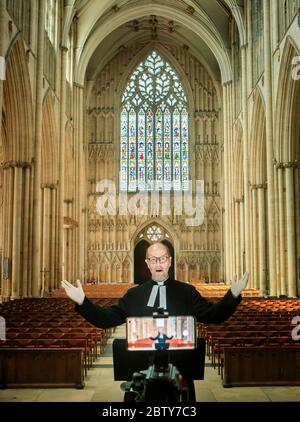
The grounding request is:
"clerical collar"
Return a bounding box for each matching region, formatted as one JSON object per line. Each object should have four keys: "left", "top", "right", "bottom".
{"left": 151, "top": 277, "right": 169, "bottom": 285}
{"left": 147, "top": 281, "right": 167, "bottom": 309}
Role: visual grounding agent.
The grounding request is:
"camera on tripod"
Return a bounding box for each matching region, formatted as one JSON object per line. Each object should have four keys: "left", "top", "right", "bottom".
{"left": 112, "top": 311, "right": 206, "bottom": 402}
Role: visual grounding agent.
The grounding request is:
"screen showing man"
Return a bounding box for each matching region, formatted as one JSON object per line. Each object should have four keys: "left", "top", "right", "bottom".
{"left": 126, "top": 315, "right": 195, "bottom": 351}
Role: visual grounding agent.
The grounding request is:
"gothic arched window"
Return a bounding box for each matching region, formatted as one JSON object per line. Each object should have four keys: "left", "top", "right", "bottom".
{"left": 120, "top": 51, "right": 189, "bottom": 192}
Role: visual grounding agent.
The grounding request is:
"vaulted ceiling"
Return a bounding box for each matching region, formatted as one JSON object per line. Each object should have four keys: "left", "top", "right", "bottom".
{"left": 66, "top": 0, "right": 245, "bottom": 84}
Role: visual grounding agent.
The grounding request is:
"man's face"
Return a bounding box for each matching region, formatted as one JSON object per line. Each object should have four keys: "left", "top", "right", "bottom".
{"left": 145, "top": 244, "right": 172, "bottom": 282}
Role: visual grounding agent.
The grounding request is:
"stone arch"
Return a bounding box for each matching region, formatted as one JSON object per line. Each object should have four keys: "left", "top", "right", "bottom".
{"left": 97, "top": 114, "right": 105, "bottom": 142}
{"left": 177, "top": 257, "right": 188, "bottom": 282}
{"left": 76, "top": 4, "right": 232, "bottom": 84}
{"left": 189, "top": 255, "right": 199, "bottom": 282}
{"left": 40, "top": 92, "right": 59, "bottom": 291}
{"left": 88, "top": 253, "right": 99, "bottom": 282}
{"left": 199, "top": 259, "right": 208, "bottom": 281}
{"left": 116, "top": 42, "right": 194, "bottom": 114}
{"left": 111, "top": 255, "right": 122, "bottom": 283}
{"left": 249, "top": 89, "right": 268, "bottom": 294}
{"left": 274, "top": 38, "right": 300, "bottom": 295}
{"left": 122, "top": 255, "right": 132, "bottom": 283}
{"left": 131, "top": 217, "right": 178, "bottom": 251}
{"left": 1, "top": 37, "right": 34, "bottom": 299}
{"left": 211, "top": 259, "right": 220, "bottom": 282}
{"left": 3, "top": 37, "right": 33, "bottom": 162}
{"left": 274, "top": 37, "right": 300, "bottom": 161}
{"left": 99, "top": 253, "right": 110, "bottom": 283}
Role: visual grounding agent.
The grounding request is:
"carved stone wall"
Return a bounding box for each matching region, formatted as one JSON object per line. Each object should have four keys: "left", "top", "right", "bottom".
{"left": 86, "top": 43, "right": 221, "bottom": 282}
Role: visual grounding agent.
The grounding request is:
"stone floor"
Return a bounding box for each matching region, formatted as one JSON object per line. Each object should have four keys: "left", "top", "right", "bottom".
{"left": 1, "top": 325, "right": 300, "bottom": 402}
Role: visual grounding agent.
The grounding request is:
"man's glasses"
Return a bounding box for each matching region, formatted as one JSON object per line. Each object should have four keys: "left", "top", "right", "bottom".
{"left": 147, "top": 255, "right": 170, "bottom": 264}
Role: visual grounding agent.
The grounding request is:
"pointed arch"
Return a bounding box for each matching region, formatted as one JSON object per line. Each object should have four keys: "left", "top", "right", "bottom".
{"left": 116, "top": 43, "right": 194, "bottom": 110}
{"left": 131, "top": 217, "right": 178, "bottom": 249}
{"left": 111, "top": 254, "right": 122, "bottom": 283}
{"left": 88, "top": 253, "right": 99, "bottom": 282}
{"left": 99, "top": 253, "right": 110, "bottom": 283}
{"left": 274, "top": 37, "right": 300, "bottom": 161}
{"left": 122, "top": 254, "right": 132, "bottom": 283}
{"left": 211, "top": 259, "right": 220, "bottom": 282}
{"left": 3, "top": 37, "right": 33, "bottom": 162}
{"left": 199, "top": 259, "right": 208, "bottom": 280}
{"left": 76, "top": 4, "right": 232, "bottom": 84}
{"left": 119, "top": 48, "right": 190, "bottom": 192}
{"left": 207, "top": 201, "right": 220, "bottom": 216}
{"left": 223, "top": 0, "right": 246, "bottom": 46}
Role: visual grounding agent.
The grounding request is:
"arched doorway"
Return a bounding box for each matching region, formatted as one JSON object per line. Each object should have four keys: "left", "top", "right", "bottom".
{"left": 134, "top": 225, "right": 175, "bottom": 284}
{"left": 134, "top": 240, "right": 150, "bottom": 284}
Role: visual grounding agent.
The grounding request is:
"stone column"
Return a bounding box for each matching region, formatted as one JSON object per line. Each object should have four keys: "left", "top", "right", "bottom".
{"left": 273, "top": 161, "right": 281, "bottom": 294}
{"left": 58, "top": 46, "right": 68, "bottom": 283}
{"left": 64, "top": 199, "right": 72, "bottom": 281}
{"left": 222, "top": 83, "right": 231, "bottom": 282}
{"left": 22, "top": 165, "right": 31, "bottom": 297}
{"left": 257, "top": 185, "right": 267, "bottom": 294}
{"left": 0, "top": 0, "right": 5, "bottom": 121}
{"left": 228, "top": 83, "right": 235, "bottom": 280}
{"left": 3, "top": 166, "right": 13, "bottom": 299}
{"left": 234, "top": 199, "right": 241, "bottom": 277}
{"left": 220, "top": 206, "right": 224, "bottom": 281}
{"left": 32, "top": 0, "right": 45, "bottom": 296}
{"left": 239, "top": 199, "right": 245, "bottom": 274}
{"left": 241, "top": 45, "right": 251, "bottom": 276}
{"left": 11, "top": 165, "right": 23, "bottom": 299}
{"left": 42, "top": 185, "right": 51, "bottom": 294}
{"left": 50, "top": 186, "right": 57, "bottom": 291}
{"left": 271, "top": 0, "right": 279, "bottom": 50}
{"left": 208, "top": 262, "right": 211, "bottom": 283}
{"left": 295, "top": 166, "right": 300, "bottom": 295}
{"left": 277, "top": 165, "right": 287, "bottom": 295}
{"left": 285, "top": 164, "right": 297, "bottom": 297}
{"left": 263, "top": 0, "right": 277, "bottom": 295}
{"left": 251, "top": 187, "right": 258, "bottom": 290}
{"left": 74, "top": 84, "right": 86, "bottom": 282}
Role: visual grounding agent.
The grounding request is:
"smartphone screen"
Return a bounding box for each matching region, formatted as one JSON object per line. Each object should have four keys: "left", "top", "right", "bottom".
{"left": 126, "top": 315, "right": 196, "bottom": 351}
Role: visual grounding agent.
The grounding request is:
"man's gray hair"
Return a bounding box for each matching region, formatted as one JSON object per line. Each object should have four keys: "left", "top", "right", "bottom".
{"left": 146, "top": 242, "right": 171, "bottom": 258}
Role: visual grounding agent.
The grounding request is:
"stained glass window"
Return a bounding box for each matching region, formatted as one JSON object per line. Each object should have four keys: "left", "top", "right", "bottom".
{"left": 120, "top": 51, "right": 189, "bottom": 191}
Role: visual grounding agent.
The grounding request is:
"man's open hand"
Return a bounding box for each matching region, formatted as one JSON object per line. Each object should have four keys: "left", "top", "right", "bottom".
{"left": 61, "top": 280, "right": 85, "bottom": 305}
{"left": 230, "top": 272, "right": 249, "bottom": 298}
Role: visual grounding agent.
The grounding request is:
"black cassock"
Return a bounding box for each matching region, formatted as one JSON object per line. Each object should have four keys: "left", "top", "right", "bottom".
{"left": 75, "top": 278, "right": 241, "bottom": 329}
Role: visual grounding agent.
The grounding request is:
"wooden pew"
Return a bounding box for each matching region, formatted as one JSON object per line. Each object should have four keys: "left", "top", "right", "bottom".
{"left": 0, "top": 348, "right": 84, "bottom": 389}
{"left": 223, "top": 346, "right": 300, "bottom": 387}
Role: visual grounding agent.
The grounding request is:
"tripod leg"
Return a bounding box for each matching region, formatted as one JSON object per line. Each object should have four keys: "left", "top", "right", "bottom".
{"left": 180, "top": 378, "right": 196, "bottom": 402}
{"left": 186, "top": 379, "right": 196, "bottom": 402}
